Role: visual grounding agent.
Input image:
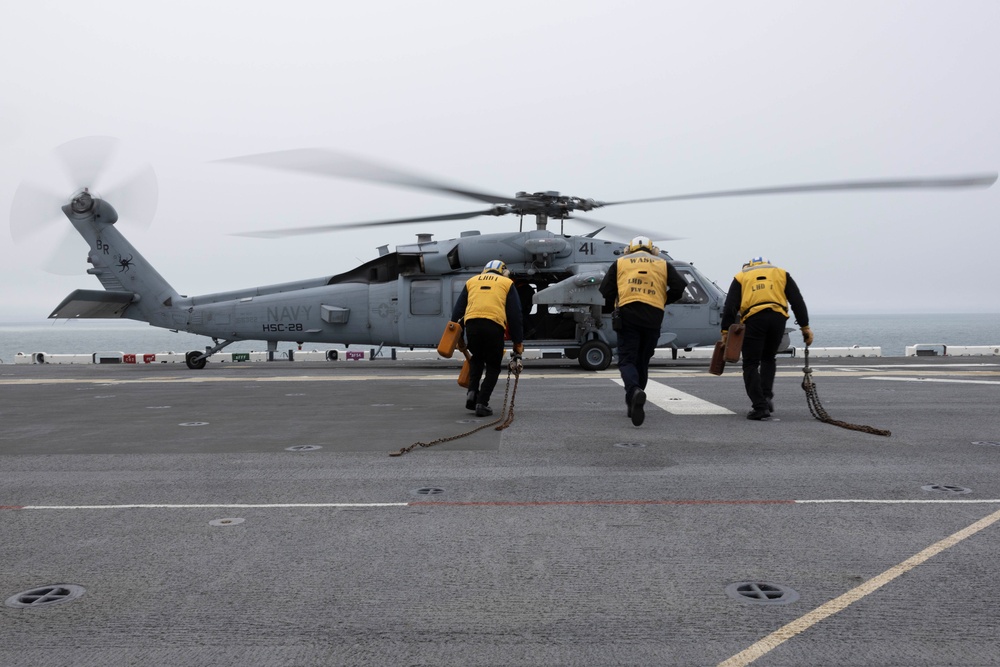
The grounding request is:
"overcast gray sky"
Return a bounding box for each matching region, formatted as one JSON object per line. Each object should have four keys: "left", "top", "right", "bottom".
{"left": 2, "top": 0, "right": 997, "bottom": 321}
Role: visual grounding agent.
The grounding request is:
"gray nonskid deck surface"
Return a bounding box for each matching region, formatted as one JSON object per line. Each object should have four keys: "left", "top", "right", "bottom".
{"left": 2, "top": 357, "right": 999, "bottom": 666}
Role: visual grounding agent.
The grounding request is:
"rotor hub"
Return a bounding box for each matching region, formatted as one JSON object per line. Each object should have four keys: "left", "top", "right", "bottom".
{"left": 70, "top": 188, "right": 95, "bottom": 214}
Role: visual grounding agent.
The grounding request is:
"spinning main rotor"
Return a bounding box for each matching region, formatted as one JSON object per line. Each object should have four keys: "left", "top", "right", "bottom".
{"left": 219, "top": 148, "right": 997, "bottom": 239}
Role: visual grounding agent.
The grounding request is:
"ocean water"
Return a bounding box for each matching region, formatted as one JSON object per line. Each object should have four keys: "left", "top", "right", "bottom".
{"left": 1, "top": 314, "right": 998, "bottom": 364}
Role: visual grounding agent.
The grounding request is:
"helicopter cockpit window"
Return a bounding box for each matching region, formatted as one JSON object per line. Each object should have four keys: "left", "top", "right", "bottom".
{"left": 675, "top": 268, "right": 709, "bottom": 304}
{"left": 447, "top": 246, "right": 461, "bottom": 271}
{"left": 410, "top": 279, "right": 442, "bottom": 315}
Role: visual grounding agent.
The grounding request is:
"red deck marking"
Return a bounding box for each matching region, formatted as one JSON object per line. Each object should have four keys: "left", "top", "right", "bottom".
{"left": 0, "top": 506, "right": 26, "bottom": 510}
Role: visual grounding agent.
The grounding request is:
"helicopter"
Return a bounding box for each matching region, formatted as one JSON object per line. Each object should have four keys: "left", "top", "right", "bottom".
{"left": 12, "top": 138, "right": 996, "bottom": 370}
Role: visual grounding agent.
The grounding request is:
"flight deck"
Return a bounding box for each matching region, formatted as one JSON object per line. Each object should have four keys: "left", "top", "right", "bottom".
{"left": 2, "top": 356, "right": 999, "bottom": 666}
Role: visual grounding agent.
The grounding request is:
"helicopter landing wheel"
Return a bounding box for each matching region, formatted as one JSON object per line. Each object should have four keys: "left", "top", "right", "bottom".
{"left": 185, "top": 351, "right": 208, "bottom": 370}
{"left": 578, "top": 340, "right": 612, "bottom": 371}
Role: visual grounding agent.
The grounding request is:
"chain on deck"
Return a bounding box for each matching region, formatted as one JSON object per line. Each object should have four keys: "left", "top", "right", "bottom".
{"left": 390, "top": 365, "right": 521, "bottom": 457}
{"left": 801, "top": 348, "right": 891, "bottom": 437}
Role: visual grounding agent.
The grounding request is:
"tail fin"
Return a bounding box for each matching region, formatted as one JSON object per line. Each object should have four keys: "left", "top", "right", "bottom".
{"left": 48, "top": 191, "right": 179, "bottom": 326}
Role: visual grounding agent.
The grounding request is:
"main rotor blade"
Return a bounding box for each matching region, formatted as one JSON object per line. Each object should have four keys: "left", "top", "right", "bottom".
{"left": 232, "top": 209, "right": 498, "bottom": 239}
{"left": 603, "top": 174, "right": 998, "bottom": 206}
{"left": 217, "top": 149, "right": 524, "bottom": 207}
{"left": 569, "top": 215, "right": 682, "bottom": 242}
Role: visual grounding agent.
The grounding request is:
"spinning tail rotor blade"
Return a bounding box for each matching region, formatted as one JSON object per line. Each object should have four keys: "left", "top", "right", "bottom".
{"left": 217, "top": 149, "right": 524, "bottom": 207}
{"left": 9, "top": 181, "right": 65, "bottom": 244}
{"left": 10, "top": 136, "right": 159, "bottom": 274}
{"left": 103, "top": 162, "right": 159, "bottom": 230}
{"left": 53, "top": 135, "right": 119, "bottom": 192}
{"left": 40, "top": 226, "right": 90, "bottom": 276}
{"left": 602, "top": 174, "right": 999, "bottom": 207}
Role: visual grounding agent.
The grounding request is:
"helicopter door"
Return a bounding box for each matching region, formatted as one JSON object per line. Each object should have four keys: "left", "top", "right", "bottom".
{"left": 367, "top": 281, "right": 398, "bottom": 345}
{"left": 396, "top": 276, "right": 452, "bottom": 347}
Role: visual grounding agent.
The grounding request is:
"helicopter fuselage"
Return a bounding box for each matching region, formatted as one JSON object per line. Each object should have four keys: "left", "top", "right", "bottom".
{"left": 176, "top": 230, "right": 722, "bottom": 351}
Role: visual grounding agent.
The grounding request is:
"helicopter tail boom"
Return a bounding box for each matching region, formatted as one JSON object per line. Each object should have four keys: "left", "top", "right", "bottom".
{"left": 48, "top": 193, "right": 180, "bottom": 329}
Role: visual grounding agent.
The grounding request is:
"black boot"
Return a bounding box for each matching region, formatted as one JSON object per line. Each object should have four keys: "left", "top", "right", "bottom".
{"left": 630, "top": 389, "right": 646, "bottom": 426}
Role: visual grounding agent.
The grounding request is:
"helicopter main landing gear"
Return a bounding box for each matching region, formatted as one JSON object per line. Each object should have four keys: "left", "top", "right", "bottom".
{"left": 185, "top": 338, "right": 238, "bottom": 370}
{"left": 578, "top": 339, "right": 612, "bottom": 371}
{"left": 185, "top": 351, "right": 208, "bottom": 370}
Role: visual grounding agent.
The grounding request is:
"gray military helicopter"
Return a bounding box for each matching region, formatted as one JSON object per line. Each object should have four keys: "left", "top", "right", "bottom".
{"left": 13, "top": 137, "right": 996, "bottom": 370}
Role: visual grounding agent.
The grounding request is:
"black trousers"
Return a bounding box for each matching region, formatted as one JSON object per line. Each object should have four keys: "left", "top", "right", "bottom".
{"left": 465, "top": 318, "right": 506, "bottom": 406}
{"left": 740, "top": 309, "right": 787, "bottom": 410}
{"left": 616, "top": 323, "right": 660, "bottom": 405}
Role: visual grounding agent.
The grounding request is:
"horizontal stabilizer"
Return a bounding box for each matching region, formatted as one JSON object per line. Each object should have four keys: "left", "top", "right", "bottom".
{"left": 49, "top": 289, "right": 136, "bottom": 319}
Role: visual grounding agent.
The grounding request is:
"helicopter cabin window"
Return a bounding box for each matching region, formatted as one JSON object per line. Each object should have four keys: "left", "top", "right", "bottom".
{"left": 410, "top": 280, "right": 442, "bottom": 315}
{"left": 675, "top": 268, "right": 709, "bottom": 304}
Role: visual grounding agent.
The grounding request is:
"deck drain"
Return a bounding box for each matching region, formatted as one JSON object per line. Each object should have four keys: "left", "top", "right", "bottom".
{"left": 209, "top": 518, "right": 245, "bottom": 527}
{"left": 972, "top": 441, "right": 1000, "bottom": 447}
{"left": 922, "top": 484, "right": 972, "bottom": 495}
{"left": 413, "top": 487, "right": 445, "bottom": 496}
{"left": 726, "top": 582, "right": 799, "bottom": 605}
{"left": 6, "top": 584, "right": 86, "bottom": 609}
{"left": 614, "top": 442, "right": 647, "bottom": 449}
{"left": 285, "top": 445, "right": 322, "bottom": 452}
{"left": 179, "top": 422, "right": 209, "bottom": 427}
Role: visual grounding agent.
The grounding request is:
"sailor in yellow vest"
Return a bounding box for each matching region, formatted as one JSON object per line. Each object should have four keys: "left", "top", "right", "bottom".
{"left": 451, "top": 260, "right": 525, "bottom": 417}
{"left": 720, "top": 257, "right": 813, "bottom": 420}
{"left": 599, "top": 236, "right": 687, "bottom": 426}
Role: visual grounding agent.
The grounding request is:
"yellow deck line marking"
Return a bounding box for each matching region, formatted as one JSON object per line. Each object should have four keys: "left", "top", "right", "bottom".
{"left": 718, "top": 507, "right": 1000, "bottom": 667}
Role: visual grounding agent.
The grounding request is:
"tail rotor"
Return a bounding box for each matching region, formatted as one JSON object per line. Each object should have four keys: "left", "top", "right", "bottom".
{"left": 10, "top": 136, "right": 159, "bottom": 275}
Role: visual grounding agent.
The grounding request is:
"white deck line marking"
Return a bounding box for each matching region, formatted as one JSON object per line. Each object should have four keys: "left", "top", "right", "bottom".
{"left": 809, "top": 363, "right": 1000, "bottom": 371}
{"left": 866, "top": 377, "right": 1000, "bottom": 386}
{"left": 613, "top": 379, "right": 734, "bottom": 414}
{"left": 718, "top": 507, "right": 1000, "bottom": 667}
{"left": 10, "top": 499, "right": 1000, "bottom": 511}
{"left": 19, "top": 503, "right": 408, "bottom": 510}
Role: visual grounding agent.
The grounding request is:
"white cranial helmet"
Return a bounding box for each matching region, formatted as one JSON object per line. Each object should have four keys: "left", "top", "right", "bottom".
{"left": 627, "top": 236, "right": 653, "bottom": 253}
{"left": 484, "top": 259, "right": 508, "bottom": 276}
